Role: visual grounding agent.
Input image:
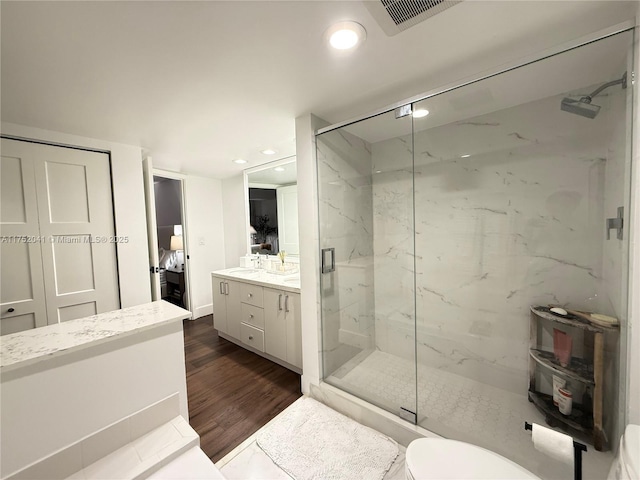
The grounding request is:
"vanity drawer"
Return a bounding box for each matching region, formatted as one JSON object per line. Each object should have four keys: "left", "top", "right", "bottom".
{"left": 240, "top": 322, "right": 264, "bottom": 352}
{"left": 241, "top": 303, "right": 264, "bottom": 329}
{"left": 240, "top": 283, "right": 263, "bottom": 308}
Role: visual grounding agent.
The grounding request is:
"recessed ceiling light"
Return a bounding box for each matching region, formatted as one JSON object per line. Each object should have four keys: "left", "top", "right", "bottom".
{"left": 274, "top": 167, "right": 285, "bottom": 172}
{"left": 326, "top": 21, "right": 366, "bottom": 50}
{"left": 413, "top": 109, "right": 430, "bottom": 118}
{"left": 233, "top": 159, "right": 247, "bottom": 164}
{"left": 460, "top": 154, "right": 471, "bottom": 158}
{"left": 261, "top": 149, "right": 276, "bottom": 155}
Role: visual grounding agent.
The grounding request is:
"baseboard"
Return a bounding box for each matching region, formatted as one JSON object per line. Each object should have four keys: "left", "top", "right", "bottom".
{"left": 191, "top": 304, "right": 213, "bottom": 320}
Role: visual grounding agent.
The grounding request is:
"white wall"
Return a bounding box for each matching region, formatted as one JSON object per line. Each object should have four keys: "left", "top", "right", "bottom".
{"left": 1, "top": 122, "right": 151, "bottom": 308}
{"left": 296, "top": 114, "right": 329, "bottom": 393}
{"left": 221, "top": 174, "right": 247, "bottom": 268}
{"left": 183, "top": 175, "right": 226, "bottom": 319}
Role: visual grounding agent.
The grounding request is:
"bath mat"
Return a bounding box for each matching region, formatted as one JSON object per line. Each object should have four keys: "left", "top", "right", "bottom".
{"left": 256, "top": 397, "right": 399, "bottom": 480}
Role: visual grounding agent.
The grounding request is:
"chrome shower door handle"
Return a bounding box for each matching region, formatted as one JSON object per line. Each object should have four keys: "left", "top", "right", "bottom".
{"left": 321, "top": 248, "right": 335, "bottom": 274}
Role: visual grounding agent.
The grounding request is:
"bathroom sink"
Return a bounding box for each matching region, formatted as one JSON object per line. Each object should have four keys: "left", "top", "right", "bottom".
{"left": 228, "top": 268, "right": 260, "bottom": 274}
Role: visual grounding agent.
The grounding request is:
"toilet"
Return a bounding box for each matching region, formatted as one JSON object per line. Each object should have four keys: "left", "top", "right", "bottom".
{"left": 608, "top": 424, "right": 639, "bottom": 480}
{"left": 405, "top": 438, "right": 539, "bottom": 479}
{"left": 406, "top": 424, "right": 640, "bottom": 480}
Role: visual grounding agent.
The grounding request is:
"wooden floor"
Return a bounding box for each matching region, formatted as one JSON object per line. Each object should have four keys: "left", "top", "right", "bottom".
{"left": 183, "top": 316, "right": 302, "bottom": 463}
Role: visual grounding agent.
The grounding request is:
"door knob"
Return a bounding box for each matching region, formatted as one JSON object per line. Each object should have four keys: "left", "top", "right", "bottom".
{"left": 7, "top": 308, "right": 15, "bottom": 313}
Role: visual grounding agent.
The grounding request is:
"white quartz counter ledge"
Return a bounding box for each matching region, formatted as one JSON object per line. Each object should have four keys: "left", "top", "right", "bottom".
{"left": 0, "top": 301, "right": 191, "bottom": 373}
{"left": 212, "top": 268, "right": 300, "bottom": 293}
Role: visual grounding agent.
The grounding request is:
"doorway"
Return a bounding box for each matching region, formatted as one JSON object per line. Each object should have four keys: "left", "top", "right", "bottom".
{"left": 153, "top": 175, "right": 189, "bottom": 309}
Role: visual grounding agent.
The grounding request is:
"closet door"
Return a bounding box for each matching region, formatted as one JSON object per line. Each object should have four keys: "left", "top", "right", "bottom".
{"left": 29, "top": 141, "right": 120, "bottom": 323}
{"left": 0, "top": 140, "right": 47, "bottom": 334}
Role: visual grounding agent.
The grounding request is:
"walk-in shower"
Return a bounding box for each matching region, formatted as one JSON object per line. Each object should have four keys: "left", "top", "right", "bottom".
{"left": 317, "top": 28, "right": 634, "bottom": 479}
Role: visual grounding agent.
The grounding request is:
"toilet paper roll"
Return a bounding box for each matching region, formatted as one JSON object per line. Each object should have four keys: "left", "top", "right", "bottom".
{"left": 531, "top": 423, "right": 574, "bottom": 466}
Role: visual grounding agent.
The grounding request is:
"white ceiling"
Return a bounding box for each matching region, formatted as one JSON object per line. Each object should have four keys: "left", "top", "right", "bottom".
{"left": 1, "top": 1, "right": 636, "bottom": 179}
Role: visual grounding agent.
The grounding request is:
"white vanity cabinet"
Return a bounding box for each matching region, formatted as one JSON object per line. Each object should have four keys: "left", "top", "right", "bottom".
{"left": 211, "top": 270, "right": 301, "bottom": 373}
{"left": 211, "top": 276, "right": 241, "bottom": 338}
{"left": 264, "top": 288, "right": 302, "bottom": 369}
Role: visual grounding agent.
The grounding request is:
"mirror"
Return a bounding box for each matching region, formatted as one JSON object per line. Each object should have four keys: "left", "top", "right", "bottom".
{"left": 244, "top": 157, "right": 298, "bottom": 257}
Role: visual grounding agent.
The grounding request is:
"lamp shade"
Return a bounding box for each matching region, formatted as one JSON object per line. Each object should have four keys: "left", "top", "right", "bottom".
{"left": 170, "top": 235, "right": 183, "bottom": 251}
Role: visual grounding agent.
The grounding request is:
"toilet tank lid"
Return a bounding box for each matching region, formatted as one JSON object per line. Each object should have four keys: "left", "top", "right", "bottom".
{"left": 622, "top": 424, "right": 639, "bottom": 478}
{"left": 406, "top": 438, "right": 540, "bottom": 480}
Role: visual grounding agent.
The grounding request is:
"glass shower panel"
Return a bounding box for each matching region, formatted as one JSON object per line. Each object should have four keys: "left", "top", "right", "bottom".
{"left": 410, "top": 30, "right": 633, "bottom": 474}
{"left": 317, "top": 110, "right": 417, "bottom": 421}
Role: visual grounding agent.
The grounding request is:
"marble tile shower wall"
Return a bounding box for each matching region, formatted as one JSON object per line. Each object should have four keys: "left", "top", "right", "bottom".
{"left": 372, "top": 93, "right": 621, "bottom": 395}
{"left": 317, "top": 130, "right": 375, "bottom": 377}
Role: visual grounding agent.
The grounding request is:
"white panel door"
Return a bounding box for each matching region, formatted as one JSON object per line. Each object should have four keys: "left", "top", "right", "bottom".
{"left": 24, "top": 140, "right": 120, "bottom": 323}
{"left": 276, "top": 185, "right": 299, "bottom": 255}
{"left": 0, "top": 141, "right": 47, "bottom": 334}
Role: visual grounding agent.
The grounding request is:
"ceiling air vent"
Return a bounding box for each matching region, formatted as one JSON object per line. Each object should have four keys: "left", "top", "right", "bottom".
{"left": 363, "top": 0, "right": 462, "bottom": 36}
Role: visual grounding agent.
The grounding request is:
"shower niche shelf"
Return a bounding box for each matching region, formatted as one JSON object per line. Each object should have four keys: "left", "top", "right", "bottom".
{"left": 528, "top": 305, "right": 618, "bottom": 451}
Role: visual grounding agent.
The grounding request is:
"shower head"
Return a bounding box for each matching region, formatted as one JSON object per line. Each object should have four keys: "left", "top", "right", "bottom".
{"left": 560, "top": 71, "right": 627, "bottom": 119}
{"left": 561, "top": 97, "right": 600, "bottom": 119}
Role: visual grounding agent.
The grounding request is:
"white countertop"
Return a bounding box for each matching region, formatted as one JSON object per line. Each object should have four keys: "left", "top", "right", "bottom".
{"left": 211, "top": 268, "right": 300, "bottom": 293}
{"left": 0, "top": 301, "right": 191, "bottom": 373}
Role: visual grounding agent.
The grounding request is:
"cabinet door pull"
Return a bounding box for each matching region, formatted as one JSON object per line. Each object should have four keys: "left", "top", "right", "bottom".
{"left": 249, "top": 335, "right": 254, "bottom": 340}
{"left": 219, "top": 281, "right": 224, "bottom": 294}
{"left": 224, "top": 282, "right": 229, "bottom": 295}
{"left": 248, "top": 293, "right": 253, "bottom": 298}
{"left": 285, "top": 295, "right": 289, "bottom": 312}
{"left": 7, "top": 308, "right": 15, "bottom": 313}
{"left": 278, "top": 294, "right": 283, "bottom": 311}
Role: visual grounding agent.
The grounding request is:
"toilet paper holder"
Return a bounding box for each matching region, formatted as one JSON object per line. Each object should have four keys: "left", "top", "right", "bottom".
{"left": 524, "top": 422, "right": 587, "bottom": 480}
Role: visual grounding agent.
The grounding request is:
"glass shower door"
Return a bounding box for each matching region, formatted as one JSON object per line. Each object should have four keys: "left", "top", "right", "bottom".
{"left": 317, "top": 109, "right": 417, "bottom": 422}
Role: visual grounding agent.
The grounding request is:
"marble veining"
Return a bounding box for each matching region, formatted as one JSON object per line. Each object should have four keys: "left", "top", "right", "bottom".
{"left": 0, "top": 301, "right": 191, "bottom": 372}
{"left": 211, "top": 268, "right": 300, "bottom": 292}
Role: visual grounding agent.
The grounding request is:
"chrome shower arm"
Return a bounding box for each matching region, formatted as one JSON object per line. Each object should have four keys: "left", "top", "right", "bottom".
{"left": 582, "top": 71, "right": 627, "bottom": 102}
